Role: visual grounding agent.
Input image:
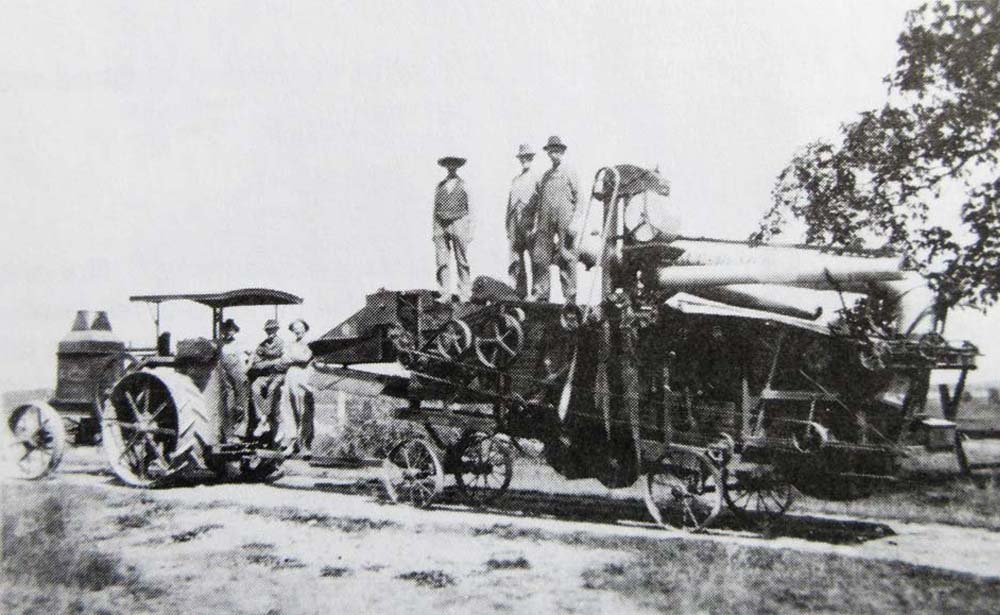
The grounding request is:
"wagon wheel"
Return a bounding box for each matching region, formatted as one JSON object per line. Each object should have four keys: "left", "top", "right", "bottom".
{"left": 6, "top": 402, "right": 66, "bottom": 480}
{"left": 643, "top": 449, "right": 723, "bottom": 532}
{"left": 723, "top": 466, "right": 796, "bottom": 530}
{"left": 435, "top": 319, "right": 473, "bottom": 360}
{"left": 101, "top": 375, "right": 179, "bottom": 488}
{"left": 452, "top": 431, "right": 514, "bottom": 506}
{"left": 382, "top": 438, "right": 444, "bottom": 508}
{"left": 474, "top": 314, "right": 524, "bottom": 369}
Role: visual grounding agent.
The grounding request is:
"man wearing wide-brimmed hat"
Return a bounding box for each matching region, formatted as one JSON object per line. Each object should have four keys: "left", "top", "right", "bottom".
{"left": 533, "top": 135, "right": 580, "bottom": 300}
{"left": 218, "top": 318, "right": 250, "bottom": 440}
{"left": 506, "top": 143, "right": 540, "bottom": 297}
{"left": 433, "top": 155, "right": 473, "bottom": 301}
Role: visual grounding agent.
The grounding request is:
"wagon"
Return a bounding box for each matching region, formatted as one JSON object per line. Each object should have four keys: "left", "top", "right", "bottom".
{"left": 310, "top": 163, "right": 980, "bottom": 532}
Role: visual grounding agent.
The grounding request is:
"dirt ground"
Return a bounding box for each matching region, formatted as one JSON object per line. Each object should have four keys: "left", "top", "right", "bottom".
{"left": 3, "top": 447, "right": 1000, "bottom": 615}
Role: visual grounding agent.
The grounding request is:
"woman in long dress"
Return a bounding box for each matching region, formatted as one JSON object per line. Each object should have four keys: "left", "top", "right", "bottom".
{"left": 276, "top": 319, "right": 315, "bottom": 455}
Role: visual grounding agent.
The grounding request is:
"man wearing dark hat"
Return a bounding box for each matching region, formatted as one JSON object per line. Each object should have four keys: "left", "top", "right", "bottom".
{"left": 250, "top": 319, "right": 285, "bottom": 438}
{"left": 433, "top": 155, "right": 473, "bottom": 301}
{"left": 533, "top": 136, "right": 580, "bottom": 300}
{"left": 218, "top": 318, "right": 249, "bottom": 440}
{"left": 506, "top": 144, "right": 540, "bottom": 297}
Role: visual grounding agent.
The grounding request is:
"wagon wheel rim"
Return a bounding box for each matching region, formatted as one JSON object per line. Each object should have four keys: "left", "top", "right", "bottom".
{"left": 723, "top": 467, "right": 796, "bottom": 529}
{"left": 381, "top": 438, "right": 444, "bottom": 508}
{"left": 7, "top": 403, "right": 65, "bottom": 480}
{"left": 103, "top": 376, "right": 179, "bottom": 487}
{"left": 453, "top": 432, "right": 514, "bottom": 506}
{"left": 643, "top": 450, "right": 723, "bottom": 532}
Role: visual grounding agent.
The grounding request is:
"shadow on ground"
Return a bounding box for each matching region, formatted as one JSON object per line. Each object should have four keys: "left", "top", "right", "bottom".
{"left": 274, "top": 479, "right": 894, "bottom": 545}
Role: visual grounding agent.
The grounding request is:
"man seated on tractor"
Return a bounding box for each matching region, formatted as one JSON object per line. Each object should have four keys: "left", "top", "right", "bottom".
{"left": 250, "top": 319, "right": 285, "bottom": 438}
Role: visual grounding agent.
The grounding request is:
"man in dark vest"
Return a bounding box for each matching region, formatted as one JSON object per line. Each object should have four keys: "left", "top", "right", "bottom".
{"left": 533, "top": 136, "right": 580, "bottom": 301}
{"left": 433, "top": 155, "right": 473, "bottom": 301}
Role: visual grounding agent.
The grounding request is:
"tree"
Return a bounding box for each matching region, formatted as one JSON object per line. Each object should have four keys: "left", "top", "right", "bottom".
{"left": 754, "top": 1, "right": 1000, "bottom": 312}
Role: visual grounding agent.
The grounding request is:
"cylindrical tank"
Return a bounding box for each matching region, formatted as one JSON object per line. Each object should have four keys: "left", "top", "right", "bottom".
{"left": 52, "top": 310, "right": 126, "bottom": 413}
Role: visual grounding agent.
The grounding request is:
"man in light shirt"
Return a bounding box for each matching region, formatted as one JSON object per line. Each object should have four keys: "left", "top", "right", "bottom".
{"left": 506, "top": 143, "right": 539, "bottom": 298}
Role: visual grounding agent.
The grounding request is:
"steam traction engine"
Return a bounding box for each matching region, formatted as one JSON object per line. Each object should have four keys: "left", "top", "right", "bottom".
{"left": 313, "top": 163, "right": 977, "bottom": 530}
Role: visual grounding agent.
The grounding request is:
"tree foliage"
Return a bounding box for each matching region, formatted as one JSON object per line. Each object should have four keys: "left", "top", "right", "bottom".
{"left": 754, "top": 1, "right": 1000, "bottom": 310}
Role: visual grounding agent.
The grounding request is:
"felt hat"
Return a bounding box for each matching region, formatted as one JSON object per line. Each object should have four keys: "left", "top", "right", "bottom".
{"left": 264, "top": 318, "right": 280, "bottom": 332}
{"left": 542, "top": 136, "right": 567, "bottom": 152}
{"left": 437, "top": 156, "right": 467, "bottom": 168}
{"left": 516, "top": 143, "right": 535, "bottom": 158}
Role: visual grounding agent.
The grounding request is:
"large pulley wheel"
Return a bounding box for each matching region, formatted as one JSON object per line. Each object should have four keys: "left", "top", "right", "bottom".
{"left": 723, "top": 465, "right": 796, "bottom": 529}
{"left": 452, "top": 431, "right": 514, "bottom": 507}
{"left": 101, "top": 372, "right": 183, "bottom": 488}
{"left": 382, "top": 438, "right": 444, "bottom": 508}
{"left": 643, "top": 449, "right": 723, "bottom": 532}
{"left": 435, "top": 319, "right": 473, "bottom": 360}
{"left": 475, "top": 314, "right": 524, "bottom": 369}
{"left": 5, "top": 402, "right": 66, "bottom": 480}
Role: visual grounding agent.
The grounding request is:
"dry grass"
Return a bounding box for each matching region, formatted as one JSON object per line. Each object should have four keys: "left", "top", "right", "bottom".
{"left": 582, "top": 542, "right": 1000, "bottom": 615}
{"left": 1, "top": 487, "right": 164, "bottom": 615}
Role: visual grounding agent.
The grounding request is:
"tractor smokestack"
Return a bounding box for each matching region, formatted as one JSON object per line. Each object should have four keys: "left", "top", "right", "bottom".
{"left": 91, "top": 311, "right": 113, "bottom": 331}
{"left": 71, "top": 310, "right": 91, "bottom": 331}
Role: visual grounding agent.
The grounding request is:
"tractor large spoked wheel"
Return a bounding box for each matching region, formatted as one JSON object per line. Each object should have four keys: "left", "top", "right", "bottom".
{"left": 644, "top": 449, "right": 723, "bottom": 532}
{"left": 101, "top": 373, "right": 180, "bottom": 488}
{"left": 6, "top": 402, "right": 66, "bottom": 480}
{"left": 723, "top": 466, "right": 796, "bottom": 530}
{"left": 474, "top": 314, "right": 524, "bottom": 369}
{"left": 453, "top": 431, "right": 514, "bottom": 507}
{"left": 382, "top": 438, "right": 444, "bottom": 508}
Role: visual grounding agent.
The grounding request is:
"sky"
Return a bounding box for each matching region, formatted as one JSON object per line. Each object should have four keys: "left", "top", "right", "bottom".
{"left": 1, "top": 0, "right": 995, "bottom": 393}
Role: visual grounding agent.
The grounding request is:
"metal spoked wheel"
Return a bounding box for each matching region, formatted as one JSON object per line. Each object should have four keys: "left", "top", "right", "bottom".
{"left": 644, "top": 449, "right": 723, "bottom": 532}
{"left": 435, "top": 319, "right": 473, "bottom": 360}
{"left": 101, "top": 373, "right": 180, "bottom": 488}
{"left": 6, "top": 402, "right": 66, "bottom": 480}
{"left": 452, "top": 431, "right": 514, "bottom": 507}
{"left": 723, "top": 465, "right": 796, "bottom": 530}
{"left": 382, "top": 438, "right": 444, "bottom": 508}
{"left": 474, "top": 314, "right": 524, "bottom": 369}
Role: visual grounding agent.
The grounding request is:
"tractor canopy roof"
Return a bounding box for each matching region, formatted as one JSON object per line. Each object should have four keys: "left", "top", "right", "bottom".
{"left": 129, "top": 288, "right": 302, "bottom": 309}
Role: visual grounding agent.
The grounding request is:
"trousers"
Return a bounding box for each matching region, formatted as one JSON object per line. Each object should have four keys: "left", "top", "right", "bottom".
{"left": 433, "top": 215, "right": 472, "bottom": 299}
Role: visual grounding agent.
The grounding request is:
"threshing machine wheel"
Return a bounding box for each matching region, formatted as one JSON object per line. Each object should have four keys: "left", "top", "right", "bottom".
{"left": 435, "top": 319, "right": 473, "bottom": 360}
{"left": 5, "top": 402, "right": 66, "bottom": 480}
{"left": 452, "top": 431, "right": 514, "bottom": 506}
{"left": 101, "top": 368, "right": 211, "bottom": 488}
{"left": 382, "top": 437, "right": 444, "bottom": 508}
{"left": 474, "top": 314, "right": 524, "bottom": 369}
{"left": 643, "top": 448, "right": 723, "bottom": 532}
{"left": 722, "top": 465, "right": 796, "bottom": 529}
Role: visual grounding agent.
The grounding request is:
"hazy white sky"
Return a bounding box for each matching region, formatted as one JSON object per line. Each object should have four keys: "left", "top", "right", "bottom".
{"left": 1, "top": 0, "right": 994, "bottom": 392}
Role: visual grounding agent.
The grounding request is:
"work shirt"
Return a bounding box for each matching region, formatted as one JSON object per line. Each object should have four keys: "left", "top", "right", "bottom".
{"left": 253, "top": 336, "right": 284, "bottom": 364}
{"left": 535, "top": 164, "right": 580, "bottom": 229}
{"left": 434, "top": 177, "right": 470, "bottom": 221}
{"left": 506, "top": 170, "right": 537, "bottom": 238}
